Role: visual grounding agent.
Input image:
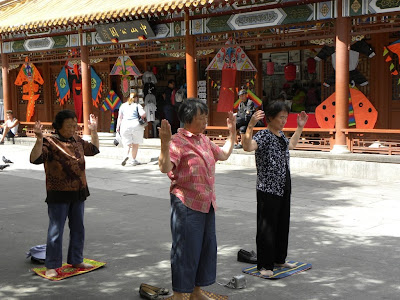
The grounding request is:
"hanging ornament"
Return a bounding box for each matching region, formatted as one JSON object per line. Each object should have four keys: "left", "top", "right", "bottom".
{"left": 284, "top": 63, "right": 296, "bottom": 81}
{"left": 307, "top": 57, "right": 316, "bottom": 74}
{"left": 266, "top": 61, "right": 274, "bottom": 76}
{"left": 167, "top": 63, "right": 171, "bottom": 70}
{"left": 152, "top": 66, "right": 158, "bottom": 75}
{"left": 176, "top": 63, "right": 181, "bottom": 71}
{"left": 266, "top": 54, "right": 274, "bottom": 75}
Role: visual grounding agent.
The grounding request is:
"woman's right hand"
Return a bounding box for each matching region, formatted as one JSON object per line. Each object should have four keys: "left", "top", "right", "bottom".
{"left": 249, "top": 110, "right": 265, "bottom": 127}
{"left": 33, "top": 121, "right": 43, "bottom": 139}
{"left": 158, "top": 119, "right": 172, "bottom": 144}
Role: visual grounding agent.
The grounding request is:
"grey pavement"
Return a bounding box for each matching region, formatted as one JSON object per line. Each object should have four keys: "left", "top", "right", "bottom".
{"left": 0, "top": 143, "right": 399, "bottom": 300}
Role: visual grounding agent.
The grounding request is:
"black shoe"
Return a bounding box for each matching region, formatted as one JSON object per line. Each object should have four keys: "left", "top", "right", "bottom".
{"left": 139, "top": 284, "right": 164, "bottom": 299}
{"left": 121, "top": 157, "right": 129, "bottom": 166}
{"left": 139, "top": 283, "right": 169, "bottom": 296}
{"left": 237, "top": 249, "right": 257, "bottom": 264}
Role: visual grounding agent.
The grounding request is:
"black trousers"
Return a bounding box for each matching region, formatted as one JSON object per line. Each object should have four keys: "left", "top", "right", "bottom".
{"left": 256, "top": 189, "right": 291, "bottom": 271}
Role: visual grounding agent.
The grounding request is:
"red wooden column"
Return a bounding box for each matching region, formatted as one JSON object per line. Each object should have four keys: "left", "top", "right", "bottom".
{"left": 80, "top": 40, "right": 92, "bottom": 137}
{"left": 185, "top": 11, "right": 197, "bottom": 98}
{"left": 332, "top": 0, "right": 350, "bottom": 153}
{"left": 1, "top": 49, "right": 11, "bottom": 120}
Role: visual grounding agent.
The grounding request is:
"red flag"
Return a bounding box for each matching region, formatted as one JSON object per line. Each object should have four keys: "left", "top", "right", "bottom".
{"left": 217, "top": 69, "right": 236, "bottom": 112}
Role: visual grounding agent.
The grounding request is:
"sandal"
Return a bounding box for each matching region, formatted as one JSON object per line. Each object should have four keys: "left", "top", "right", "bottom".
{"left": 140, "top": 283, "right": 169, "bottom": 296}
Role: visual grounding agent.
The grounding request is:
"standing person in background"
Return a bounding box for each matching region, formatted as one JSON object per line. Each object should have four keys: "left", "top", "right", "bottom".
{"left": 117, "top": 91, "right": 146, "bottom": 166}
{"left": 29, "top": 110, "right": 99, "bottom": 278}
{"left": 162, "top": 79, "right": 178, "bottom": 134}
{"left": 158, "top": 99, "right": 236, "bottom": 300}
{"left": 234, "top": 89, "right": 258, "bottom": 149}
{"left": 242, "top": 101, "right": 308, "bottom": 277}
{"left": 291, "top": 84, "right": 306, "bottom": 112}
{"left": 0, "top": 110, "right": 19, "bottom": 145}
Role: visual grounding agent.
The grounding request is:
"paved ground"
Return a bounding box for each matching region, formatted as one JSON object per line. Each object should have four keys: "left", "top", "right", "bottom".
{"left": 0, "top": 143, "right": 399, "bottom": 300}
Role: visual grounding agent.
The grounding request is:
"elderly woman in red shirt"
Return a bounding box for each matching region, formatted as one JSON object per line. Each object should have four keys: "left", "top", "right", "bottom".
{"left": 158, "top": 98, "right": 236, "bottom": 300}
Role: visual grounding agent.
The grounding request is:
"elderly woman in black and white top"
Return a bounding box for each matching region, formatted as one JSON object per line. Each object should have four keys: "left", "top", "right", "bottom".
{"left": 242, "top": 101, "right": 308, "bottom": 277}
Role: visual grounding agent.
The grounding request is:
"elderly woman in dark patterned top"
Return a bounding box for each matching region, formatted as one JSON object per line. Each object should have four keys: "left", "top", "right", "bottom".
{"left": 242, "top": 101, "right": 308, "bottom": 277}
{"left": 30, "top": 110, "right": 99, "bottom": 278}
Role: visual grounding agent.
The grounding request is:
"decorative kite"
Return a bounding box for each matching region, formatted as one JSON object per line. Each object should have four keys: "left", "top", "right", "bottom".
{"left": 383, "top": 39, "right": 400, "bottom": 82}
{"left": 315, "top": 87, "right": 377, "bottom": 129}
{"left": 110, "top": 55, "right": 142, "bottom": 98}
{"left": 206, "top": 39, "right": 257, "bottom": 112}
{"left": 14, "top": 57, "right": 44, "bottom": 122}
{"left": 101, "top": 90, "right": 121, "bottom": 132}
{"left": 315, "top": 39, "right": 375, "bottom": 87}
{"left": 55, "top": 61, "right": 103, "bottom": 122}
{"left": 233, "top": 89, "right": 262, "bottom": 109}
{"left": 91, "top": 67, "right": 103, "bottom": 108}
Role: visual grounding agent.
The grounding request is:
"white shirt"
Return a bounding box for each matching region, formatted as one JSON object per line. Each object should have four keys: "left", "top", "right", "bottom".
{"left": 118, "top": 102, "right": 145, "bottom": 126}
{"left": 5, "top": 118, "right": 18, "bottom": 134}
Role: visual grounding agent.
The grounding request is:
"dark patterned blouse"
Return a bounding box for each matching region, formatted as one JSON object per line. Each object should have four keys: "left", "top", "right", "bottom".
{"left": 32, "top": 134, "right": 99, "bottom": 203}
{"left": 253, "top": 129, "right": 291, "bottom": 197}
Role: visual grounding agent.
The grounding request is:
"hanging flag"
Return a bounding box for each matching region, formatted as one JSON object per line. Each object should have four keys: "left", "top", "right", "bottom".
{"left": 54, "top": 66, "right": 70, "bottom": 105}
{"left": 90, "top": 67, "right": 103, "bottom": 108}
{"left": 247, "top": 90, "right": 262, "bottom": 107}
{"left": 348, "top": 92, "right": 356, "bottom": 127}
{"left": 233, "top": 98, "right": 242, "bottom": 109}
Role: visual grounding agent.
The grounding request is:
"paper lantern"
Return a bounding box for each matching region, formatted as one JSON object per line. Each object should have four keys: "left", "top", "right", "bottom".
{"left": 284, "top": 63, "right": 296, "bottom": 81}
{"left": 152, "top": 66, "right": 157, "bottom": 75}
{"left": 266, "top": 61, "right": 274, "bottom": 75}
{"left": 307, "top": 57, "right": 316, "bottom": 74}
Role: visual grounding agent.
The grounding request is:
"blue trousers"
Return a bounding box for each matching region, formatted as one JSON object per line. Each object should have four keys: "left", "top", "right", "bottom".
{"left": 45, "top": 201, "right": 85, "bottom": 269}
{"left": 170, "top": 194, "right": 217, "bottom": 293}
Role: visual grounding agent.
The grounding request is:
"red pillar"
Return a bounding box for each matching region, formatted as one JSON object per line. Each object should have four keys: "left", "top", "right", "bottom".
{"left": 185, "top": 11, "right": 197, "bottom": 98}
{"left": 332, "top": 0, "right": 350, "bottom": 153}
{"left": 1, "top": 50, "right": 11, "bottom": 120}
{"left": 80, "top": 41, "right": 92, "bottom": 137}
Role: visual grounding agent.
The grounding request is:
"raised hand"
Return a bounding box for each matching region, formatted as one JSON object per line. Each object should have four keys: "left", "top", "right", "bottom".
{"left": 297, "top": 111, "right": 308, "bottom": 128}
{"left": 88, "top": 114, "right": 98, "bottom": 131}
{"left": 158, "top": 119, "right": 172, "bottom": 144}
{"left": 33, "top": 121, "right": 43, "bottom": 139}
{"left": 226, "top": 111, "right": 236, "bottom": 135}
{"left": 249, "top": 110, "right": 265, "bottom": 127}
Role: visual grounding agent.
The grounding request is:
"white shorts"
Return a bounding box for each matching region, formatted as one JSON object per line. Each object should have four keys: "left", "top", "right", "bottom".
{"left": 120, "top": 124, "right": 144, "bottom": 146}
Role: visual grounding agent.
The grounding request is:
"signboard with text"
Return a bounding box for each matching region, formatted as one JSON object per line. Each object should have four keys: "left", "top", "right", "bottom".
{"left": 95, "top": 20, "right": 155, "bottom": 42}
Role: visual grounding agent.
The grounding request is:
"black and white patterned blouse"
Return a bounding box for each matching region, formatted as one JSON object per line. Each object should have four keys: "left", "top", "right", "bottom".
{"left": 253, "top": 129, "right": 290, "bottom": 197}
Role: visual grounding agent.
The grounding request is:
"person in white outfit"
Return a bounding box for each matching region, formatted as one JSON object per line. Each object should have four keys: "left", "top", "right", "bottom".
{"left": 116, "top": 92, "right": 146, "bottom": 166}
{"left": 0, "top": 110, "right": 19, "bottom": 144}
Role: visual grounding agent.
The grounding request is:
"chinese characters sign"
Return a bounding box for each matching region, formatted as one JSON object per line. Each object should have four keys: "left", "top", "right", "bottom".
{"left": 95, "top": 20, "right": 155, "bottom": 42}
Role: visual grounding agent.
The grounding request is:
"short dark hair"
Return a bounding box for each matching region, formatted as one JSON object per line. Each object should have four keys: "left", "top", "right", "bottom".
{"left": 52, "top": 110, "right": 77, "bottom": 131}
{"left": 168, "top": 79, "right": 175, "bottom": 85}
{"left": 6, "top": 110, "right": 13, "bottom": 115}
{"left": 265, "top": 101, "right": 290, "bottom": 123}
{"left": 178, "top": 98, "right": 208, "bottom": 124}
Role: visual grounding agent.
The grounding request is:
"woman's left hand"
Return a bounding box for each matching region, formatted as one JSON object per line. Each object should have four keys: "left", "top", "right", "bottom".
{"left": 88, "top": 114, "right": 98, "bottom": 131}
{"left": 226, "top": 111, "right": 236, "bottom": 135}
{"left": 297, "top": 111, "right": 308, "bottom": 128}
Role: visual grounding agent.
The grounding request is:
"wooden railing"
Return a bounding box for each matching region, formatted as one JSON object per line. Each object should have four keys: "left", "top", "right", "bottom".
{"left": 342, "top": 129, "right": 400, "bottom": 155}
{"left": 204, "top": 126, "right": 335, "bottom": 151}
{"left": 18, "top": 122, "right": 84, "bottom": 137}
